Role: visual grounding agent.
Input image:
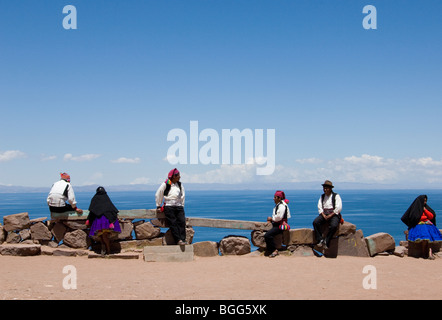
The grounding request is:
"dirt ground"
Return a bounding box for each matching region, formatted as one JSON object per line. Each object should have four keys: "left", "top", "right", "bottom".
{"left": 1, "top": 253, "right": 441, "bottom": 300}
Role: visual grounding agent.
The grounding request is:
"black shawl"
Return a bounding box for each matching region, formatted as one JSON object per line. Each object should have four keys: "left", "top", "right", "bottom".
{"left": 401, "top": 195, "right": 436, "bottom": 229}
{"left": 87, "top": 187, "right": 119, "bottom": 224}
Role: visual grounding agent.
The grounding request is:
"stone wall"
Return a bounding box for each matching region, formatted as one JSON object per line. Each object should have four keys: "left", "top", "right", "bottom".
{"left": 1, "top": 211, "right": 435, "bottom": 259}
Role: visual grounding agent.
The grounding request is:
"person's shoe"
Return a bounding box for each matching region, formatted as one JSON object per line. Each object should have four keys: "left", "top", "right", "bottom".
{"left": 177, "top": 240, "right": 186, "bottom": 246}
{"left": 316, "top": 240, "right": 325, "bottom": 248}
{"left": 269, "top": 250, "right": 279, "bottom": 258}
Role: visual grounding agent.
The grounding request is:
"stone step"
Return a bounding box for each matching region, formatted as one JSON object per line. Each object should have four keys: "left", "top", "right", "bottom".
{"left": 143, "top": 245, "right": 194, "bottom": 262}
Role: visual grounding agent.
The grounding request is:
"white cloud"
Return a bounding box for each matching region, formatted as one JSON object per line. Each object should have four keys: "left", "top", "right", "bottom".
{"left": 63, "top": 153, "right": 101, "bottom": 162}
{"left": 0, "top": 150, "right": 26, "bottom": 162}
{"left": 179, "top": 154, "right": 442, "bottom": 186}
{"left": 183, "top": 164, "right": 257, "bottom": 184}
{"left": 41, "top": 155, "right": 57, "bottom": 161}
{"left": 111, "top": 157, "right": 141, "bottom": 164}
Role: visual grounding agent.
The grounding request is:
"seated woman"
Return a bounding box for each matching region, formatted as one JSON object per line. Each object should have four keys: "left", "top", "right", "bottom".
{"left": 264, "top": 190, "right": 291, "bottom": 258}
{"left": 401, "top": 195, "right": 442, "bottom": 259}
{"left": 86, "top": 186, "right": 121, "bottom": 255}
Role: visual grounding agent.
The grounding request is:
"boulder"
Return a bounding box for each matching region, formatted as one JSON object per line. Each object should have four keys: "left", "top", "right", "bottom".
{"left": 288, "top": 228, "right": 315, "bottom": 245}
{"left": 135, "top": 222, "right": 161, "bottom": 240}
{"left": 30, "top": 222, "right": 53, "bottom": 241}
{"left": 337, "top": 229, "right": 370, "bottom": 257}
{"left": 251, "top": 230, "right": 283, "bottom": 249}
{"left": 0, "top": 224, "right": 5, "bottom": 243}
{"left": 19, "top": 229, "right": 31, "bottom": 241}
{"left": 6, "top": 232, "right": 21, "bottom": 244}
{"left": 51, "top": 222, "right": 67, "bottom": 243}
{"left": 394, "top": 245, "right": 407, "bottom": 257}
{"left": 3, "top": 212, "right": 30, "bottom": 232}
{"left": 63, "top": 229, "right": 88, "bottom": 249}
{"left": 365, "top": 232, "right": 396, "bottom": 256}
{"left": 288, "top": 245, "right": 315, "bottom": 257}
{"left": 0, "top": 243, "right": 41, "bottom": 256}
{"left": 219, "top": 236, "right": 251, "bottom": 256}
{"left": 117, "top": 220, "right": 134, "bottom": 240}
{"left": 163, "top": 227, "right": 194, "bottom": 245}
{"left": 193, "top": 241, "right": 219, "bottom": 257}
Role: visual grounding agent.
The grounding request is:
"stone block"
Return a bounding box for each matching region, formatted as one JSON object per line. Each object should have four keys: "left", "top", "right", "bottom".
{"left": 143, "top": 245, "right": 194, "bottom": 262}
{"left": 365, "top": 232, "right": 396, "bottom": 257}
{"left": 63, "top": 229, "right": 88, "bottom": 249}
{"left": 288, "top": 228, "right": 315, "bottom": 245}
{"left": 3, "top": 212, "right": 30, "bottom": 232}
{"left": 135, "top": 222, "right": 161, "bottom": 240}
{"left": 193, "top": 241, "right": 219, "bottom": 257}
{"left": 0, "top": 243, "right": 41, "bottom": 256}
{"left": 337, "top": 229, "right": 370, "bottom": 257}
{"left": 30, "top": 222, "right": 52, "bottom": 241}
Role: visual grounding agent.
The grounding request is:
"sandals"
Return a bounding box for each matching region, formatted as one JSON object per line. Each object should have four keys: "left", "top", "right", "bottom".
{"left": 269, "top": 250, "right": 279, "bottom": 258}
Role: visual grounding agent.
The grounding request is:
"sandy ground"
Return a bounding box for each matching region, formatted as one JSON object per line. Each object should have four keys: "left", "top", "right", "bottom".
{"left": 1, "top": 253, "right": 441, "bottom": 301}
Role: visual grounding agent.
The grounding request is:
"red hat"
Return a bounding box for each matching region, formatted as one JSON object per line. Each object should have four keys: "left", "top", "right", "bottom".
{"left": 168, "top": 168, "right": 180, "bottom": 179}
{"left": 60, "top": 172, "right": 70, "bottom": 182}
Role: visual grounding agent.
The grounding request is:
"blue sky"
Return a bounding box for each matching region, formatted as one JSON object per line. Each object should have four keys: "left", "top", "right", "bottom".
{"left": 1, "top": 0, "right": 442, "bottom": 188}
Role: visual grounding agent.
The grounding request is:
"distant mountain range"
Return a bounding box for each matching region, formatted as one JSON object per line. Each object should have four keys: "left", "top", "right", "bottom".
{"left": 0, "top": 181, "right": 440, "bottom": 193}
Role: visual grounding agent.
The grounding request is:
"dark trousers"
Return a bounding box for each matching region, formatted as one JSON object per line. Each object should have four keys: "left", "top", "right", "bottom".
{"left": 164, "top": 206, "right": 186, "bottom": 244}
{"left": 264, "top": 222, "right": 283, "bottom": 253}
{"left": 313, "top": 214, "right": 340, "bottom": 246}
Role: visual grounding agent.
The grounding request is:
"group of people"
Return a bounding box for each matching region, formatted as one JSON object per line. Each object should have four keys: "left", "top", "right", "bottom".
{"left": 47, "top": 171, "right": 442, "bottom": 259}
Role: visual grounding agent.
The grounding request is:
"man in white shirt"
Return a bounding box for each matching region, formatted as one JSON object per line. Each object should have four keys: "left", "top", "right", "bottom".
{"left": 313, "top": 180, "right": 342, "bottom": 249}
{"left": 155, "top": 168, "right": 187, "bottom": 245}
{"left": 47, "top": 172, "right": 83, "bottom": 214}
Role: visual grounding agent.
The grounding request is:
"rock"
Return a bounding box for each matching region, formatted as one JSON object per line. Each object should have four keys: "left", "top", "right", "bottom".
{"left": 365, "top": 232, "right": 396, "bottom": 257}
{"left": 251, "top": 230, "right": 283, "bottom": 249}
{"left": 0, "top": 225, "right": 5, "bottom": 243}
{"left": 394, "top": 246, "right": 407, "bottom": 257}
{"left": 288, "top": 228, "right": 315, "bottom": 245}
{"left": 19, "top": 229, "right": 31, "bottom": 241}
{"left": 150, "top": 218, "right": 170, "bottom": 228}
{"left": 30, "top": 222, "right": 53, "bottom": 241}
{"left": 219, "top": 236, "right": 251, "bottom": 256}
{"left": 117, "top": 220, "right": 134, "bottom": 240}
{"left": 193, "top": 241, "right": 219, "bottom": 257}
{"left": 6, "top": 232, "right": 21, "bottom": 244}
{"left": 63, "top": 220, "right": 88, "bottom": 230}
{"left": 3, "top": 212, "right": 30, "bottom": 232}
{"left": 51, "top": 222, "right": 68, "bottom": 243}
{"left": 0, "top": 243, "right": 41, "bottom": 256}
{"left": 288, "top": 245, "right": 315, "bottom": 257}
{"left": 337, "top": 230, "right": 370, "bottom": 257}
{"left": 163, "top": 227, "right": 194, "bottom": 245}
{"left": 337, "top": 221, "right": 357, "bottom": 236}
{"left": 144, "top": 245, "right": 194, "bottom": 262}
{"left": 135, "top": 222, "right": 161, "bottom": 240}
{"left": 63, "top": 229, "right": 88, "bottom": 249}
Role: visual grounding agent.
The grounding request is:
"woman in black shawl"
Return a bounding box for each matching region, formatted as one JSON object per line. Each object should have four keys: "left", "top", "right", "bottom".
{"left": 401, "top": 195, "right": 442, "bottom": 259}
{"left": 86, "top": 186, "right": 121, "bottom": 255}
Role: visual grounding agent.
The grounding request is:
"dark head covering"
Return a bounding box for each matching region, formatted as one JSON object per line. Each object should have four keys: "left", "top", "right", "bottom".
{"left": 87, "top": 186, "right": 119, "bottom": 224}
{"left": 401, "top": 195, "right": 436, "bottom": 229}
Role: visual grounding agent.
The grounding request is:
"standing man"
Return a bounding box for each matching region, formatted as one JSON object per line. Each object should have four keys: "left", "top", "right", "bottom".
{"left": 313, "top": 180, "right": 342, "bottom": 249}
{"left": 47, "top": 172, "right": 83, "bottom": 214}
{"left": 155, "top": 168, "right": 187, "bottom": 245}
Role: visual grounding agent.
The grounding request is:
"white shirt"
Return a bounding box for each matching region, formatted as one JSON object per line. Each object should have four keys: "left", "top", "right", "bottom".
{"left": 155, "top": 182, "right": 185, "bottom": 207}
{"left": 317, "top": 193, "right": 342, "bottom": 215}
{"left": 47, "top": 180, "right": 77, "bottom": 207}
{"left": 272, "top": 201, "right": 291, "bottom": 222}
